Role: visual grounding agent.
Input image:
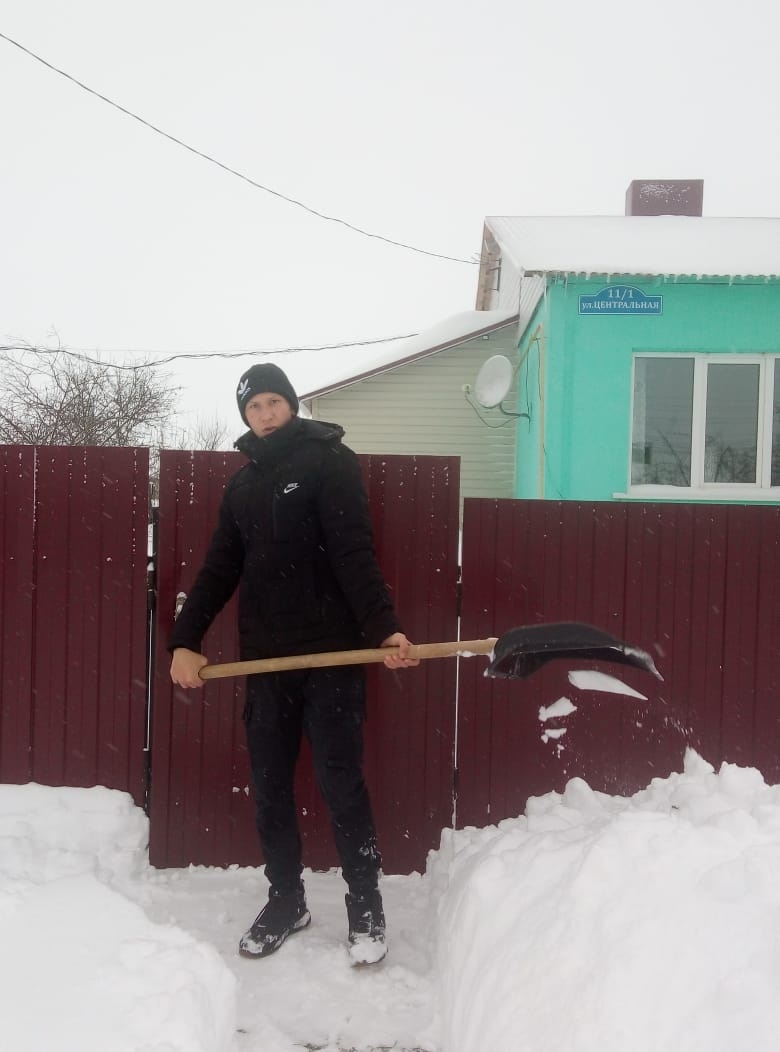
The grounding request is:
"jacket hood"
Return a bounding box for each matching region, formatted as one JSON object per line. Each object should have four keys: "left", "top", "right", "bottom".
{"left": 234, "top": 416, "right": 345, "bottom": 462}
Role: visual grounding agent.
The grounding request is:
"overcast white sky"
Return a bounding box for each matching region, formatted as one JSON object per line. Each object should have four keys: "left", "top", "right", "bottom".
{"left": 2, "top": 0, "right": 780, "bottom": 439}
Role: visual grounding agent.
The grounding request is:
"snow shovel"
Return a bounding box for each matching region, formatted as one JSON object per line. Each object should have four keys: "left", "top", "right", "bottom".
{"left": 198, "top": 621, "right": 661, "bottom": 682}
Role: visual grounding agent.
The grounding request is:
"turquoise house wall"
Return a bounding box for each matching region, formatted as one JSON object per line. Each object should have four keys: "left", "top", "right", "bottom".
{"left": 514, "top": 276, "right": 780, "bottom": 501}
{"left": 514, "top": 305, "right": 546, "bottom": 499}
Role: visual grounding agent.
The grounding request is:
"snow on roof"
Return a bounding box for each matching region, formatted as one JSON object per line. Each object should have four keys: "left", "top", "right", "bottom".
{"left": 486, "top": 215, "right": 780, "bottom": 278}
{"left": 298, "top": 309, "right": 518, "bottom": 399}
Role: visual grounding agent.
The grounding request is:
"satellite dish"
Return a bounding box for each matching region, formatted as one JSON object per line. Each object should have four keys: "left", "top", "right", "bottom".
{"left": 473, "top": 355, "right": 513, "bottom": 409}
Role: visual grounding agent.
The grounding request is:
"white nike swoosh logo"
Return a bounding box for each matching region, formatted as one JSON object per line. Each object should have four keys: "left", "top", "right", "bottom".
{"left": 283, "top": 482, "right": 300, "bottom": 494}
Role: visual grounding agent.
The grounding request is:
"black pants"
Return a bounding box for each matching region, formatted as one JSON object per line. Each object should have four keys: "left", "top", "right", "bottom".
{"left": 243, "top": 665, "right": 381, "bottom": 896}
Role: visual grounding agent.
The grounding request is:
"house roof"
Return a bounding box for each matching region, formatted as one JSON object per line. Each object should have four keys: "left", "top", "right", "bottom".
{"left": 486, "top": 215, "right": 780, "bottom": 278}
{"left": 298, "top": 309, "right": 518, "bottom": 399}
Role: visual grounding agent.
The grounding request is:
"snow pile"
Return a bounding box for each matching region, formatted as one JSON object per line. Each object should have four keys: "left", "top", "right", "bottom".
{"left": 0, "top": 784, "right": 236, "bottom": 1052}
{"left": 5, "top": 753, "right": 780, "bottom": 1051}
{"left": 430, "top": 748, "right": 780, "bottom": 1052}
{"left": 0, "top": 783, "right": 149, "bottom": 884}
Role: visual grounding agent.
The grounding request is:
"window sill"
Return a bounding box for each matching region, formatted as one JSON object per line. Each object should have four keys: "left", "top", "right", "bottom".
{"left": 615, "top": 486, "right": 780, "bottom": 503}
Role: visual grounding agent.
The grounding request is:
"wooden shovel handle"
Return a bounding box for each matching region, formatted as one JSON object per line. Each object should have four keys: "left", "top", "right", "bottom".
{"left": 199, "top": 638, "right": 498, "bottom": 681}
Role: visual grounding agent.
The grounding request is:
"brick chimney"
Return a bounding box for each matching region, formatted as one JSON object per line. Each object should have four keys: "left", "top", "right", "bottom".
{"left": 625, "top": 179, "right": 703, "bottom": 216}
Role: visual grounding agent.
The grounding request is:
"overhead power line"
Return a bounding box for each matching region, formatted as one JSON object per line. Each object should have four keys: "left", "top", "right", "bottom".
{"left": 0, "top": 334, "right": 419, "bottom": 371}
{"left": 0, "top": 31, "right": 478, "bottom": 266}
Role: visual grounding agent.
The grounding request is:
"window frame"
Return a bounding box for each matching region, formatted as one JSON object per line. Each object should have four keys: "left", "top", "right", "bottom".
{"left": 627, "top": 352, "right": 779, "bottom": 499}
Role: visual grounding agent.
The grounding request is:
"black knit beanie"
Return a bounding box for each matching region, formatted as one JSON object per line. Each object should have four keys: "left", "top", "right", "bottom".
{"left": 236, "top": 363, "right": 299, "bottom": 422}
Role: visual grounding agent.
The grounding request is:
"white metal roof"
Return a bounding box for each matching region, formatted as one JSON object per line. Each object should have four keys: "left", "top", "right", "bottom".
{"left": 486, "top": 215, "right": 780, "bottom": 278}
{"left": 299, "top": 309, "right": 518, "bottom": 399}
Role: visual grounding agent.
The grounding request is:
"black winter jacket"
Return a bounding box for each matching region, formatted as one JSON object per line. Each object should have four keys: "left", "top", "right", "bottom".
{"left": 167, "top": 417, "right": 402, "bottom": 659}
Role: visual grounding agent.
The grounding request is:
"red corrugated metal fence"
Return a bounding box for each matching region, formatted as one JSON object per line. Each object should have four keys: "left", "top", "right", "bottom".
{"left": 3, "top": 445, "right": 780, "bottom": 874}
{"left": 0, "top": 445, "right": 149, "bottom": 803}
{"left": 457, "top": 498, "right": 780, "bottom": 829}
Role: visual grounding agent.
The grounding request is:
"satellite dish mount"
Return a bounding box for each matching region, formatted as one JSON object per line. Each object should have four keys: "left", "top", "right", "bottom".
{"left": 466, "top": 355, "right": 528, "bottom": 421}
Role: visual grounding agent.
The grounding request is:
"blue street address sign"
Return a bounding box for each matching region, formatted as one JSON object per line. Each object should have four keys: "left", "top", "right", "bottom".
{"left": 579, "top": 284, "right": 663, "bottom": 315}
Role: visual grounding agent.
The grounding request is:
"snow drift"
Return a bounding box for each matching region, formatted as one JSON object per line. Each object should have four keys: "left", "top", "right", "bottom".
{"left": 0, "top": 784, "right": 236, "bottom": 1052}
{"left": 5, "top": 750, "right": 780, "bottom": 1051}
{"left": 429, "top": 748, "right": 780, "bottom": 1052}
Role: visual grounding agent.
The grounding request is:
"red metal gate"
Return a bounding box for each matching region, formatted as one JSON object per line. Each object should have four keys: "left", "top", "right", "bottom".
{"left": 149, "top": 451, "right": 460, "bottom": 872}
{"left": 457, "top": 498, "right": 780, "bottom": 829}
{"left": 0, "top": 445, "right": 149, "bottom": 802}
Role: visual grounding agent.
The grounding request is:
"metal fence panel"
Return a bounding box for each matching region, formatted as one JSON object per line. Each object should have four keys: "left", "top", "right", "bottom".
{"left": 457, "top": 499, "right": 780, "bottom": 829}
{"left": 361, "top": 454, "right": 460, "bottom": 873}
{"left": 0, "top": 445, "right": 149, "bottom": 802}
{"left": 0, "top": 446, "right": 36, "bottom": 783}
{"left": 150, "top": 449, "right": 250, "bottom": 869}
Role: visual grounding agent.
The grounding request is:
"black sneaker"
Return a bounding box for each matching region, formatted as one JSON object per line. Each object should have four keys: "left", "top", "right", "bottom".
{"left": 238, "top": 886, "right": 311, "bottom": 958}
{"left": 346, "top": 889, "right": 387, "bottom": 965}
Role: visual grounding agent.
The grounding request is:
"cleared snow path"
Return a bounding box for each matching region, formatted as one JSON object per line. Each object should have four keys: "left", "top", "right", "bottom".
{"left": 121, "top": 865, "right": 438, "bottom": 1052}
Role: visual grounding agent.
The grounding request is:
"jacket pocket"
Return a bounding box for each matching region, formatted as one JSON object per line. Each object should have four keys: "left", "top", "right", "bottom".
{"left": 272, "top": 480, "right": 317, "bottom": 541}
{"left": 263, "top": 560, "right": 321, "bottom": 630}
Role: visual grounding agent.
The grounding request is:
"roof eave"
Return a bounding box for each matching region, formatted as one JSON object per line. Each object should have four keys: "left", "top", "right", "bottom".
{"left": 300, "top": 314, "right": 520, "bottom": 400}
{"left": 522, "top": 269, "right": 780, "bottom": 280}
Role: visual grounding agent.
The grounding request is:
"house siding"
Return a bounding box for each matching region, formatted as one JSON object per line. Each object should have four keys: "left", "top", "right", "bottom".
{"left": 308, "top": 326, "right": 520, "bottom": 503}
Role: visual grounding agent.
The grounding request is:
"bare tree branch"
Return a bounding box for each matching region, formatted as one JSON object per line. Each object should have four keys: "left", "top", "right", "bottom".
{"left": 0, "top": 349, "right": 177, "bottom": 446}
{"left": 0, "top": 348, "right": 233, "bottom": 505}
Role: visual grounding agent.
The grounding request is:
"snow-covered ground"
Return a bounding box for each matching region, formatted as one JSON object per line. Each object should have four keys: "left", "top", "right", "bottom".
{"left": 4, "top": 748, "right": 780, "bottom": 1052}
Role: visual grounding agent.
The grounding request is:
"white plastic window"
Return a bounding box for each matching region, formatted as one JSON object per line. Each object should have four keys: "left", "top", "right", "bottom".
{"left": 630, "top": 355, "right": 779, "bottom": 494}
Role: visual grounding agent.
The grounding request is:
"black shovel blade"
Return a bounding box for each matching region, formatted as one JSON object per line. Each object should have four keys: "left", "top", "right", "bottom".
{"left": 486, "top": 622, "right": 662, "bottom": 681}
